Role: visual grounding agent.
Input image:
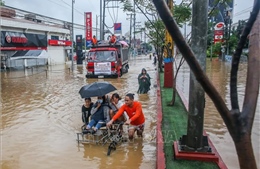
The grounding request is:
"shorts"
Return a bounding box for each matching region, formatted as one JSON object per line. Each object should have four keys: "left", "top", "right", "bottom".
{"left": 128, "top": 123, "right": 145, "bottom": 131}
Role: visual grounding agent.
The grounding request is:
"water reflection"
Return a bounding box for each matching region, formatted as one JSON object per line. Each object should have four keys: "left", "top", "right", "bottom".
{"left": 175, "top": 57, "right": 260, "bottom": 169}
{"left": 1, "top": 55, "right": 156, "bottom": 169}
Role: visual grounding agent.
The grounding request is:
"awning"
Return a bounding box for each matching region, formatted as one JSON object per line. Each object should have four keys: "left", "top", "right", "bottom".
{"left": 10, "top": 50, "right": 50, "bottom": 60}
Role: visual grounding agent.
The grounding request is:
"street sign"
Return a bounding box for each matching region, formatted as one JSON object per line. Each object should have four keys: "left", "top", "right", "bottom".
{"left": 114, "top": 23, "right": 122, "bottom": 34}
{"left": 214, "top": 22, "right": 224, "bottom": 44}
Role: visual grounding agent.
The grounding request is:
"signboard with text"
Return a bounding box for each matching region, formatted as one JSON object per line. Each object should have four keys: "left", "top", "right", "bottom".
{"left": 85, "top": 12, "right": 92, "bottom": 41}
{"left": 214, "top": 22, "right": 224, "bottom": 44}
{"left": 48, "top": 39, "right": 72, "bottom": 46}
{"left": 0, "top": 31, "right": 47, "bottom": 50}
{"left": 114, "top": 23, "right": 122, "bottom": 34}
{"left": 94, "top": 62, "right": 112, "bottom": 75}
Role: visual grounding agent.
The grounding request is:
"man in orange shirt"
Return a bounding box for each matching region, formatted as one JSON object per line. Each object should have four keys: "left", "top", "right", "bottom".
{"left": 107, "top": 93, "right": 145, "bottom": 139}
{"left": 91, "top": 35, "right": 97, "bottom": 46}
{"left": 109, "top": 34, "right": 116, "bottom": 45}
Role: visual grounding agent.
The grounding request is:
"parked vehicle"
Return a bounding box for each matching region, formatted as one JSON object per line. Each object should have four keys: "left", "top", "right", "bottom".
{"left": 85, "top": 41, "right": 129, "bottom": 78}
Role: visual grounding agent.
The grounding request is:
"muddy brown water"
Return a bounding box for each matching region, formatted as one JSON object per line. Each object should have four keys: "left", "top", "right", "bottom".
{"left": 1, "top": 55, "right": 259, "bottom": 169}
{"left": 1, "top": 56, "right": 157, "bottom": 169}
{"left": 176, "top": 57, "right": 259, "bottom": 169}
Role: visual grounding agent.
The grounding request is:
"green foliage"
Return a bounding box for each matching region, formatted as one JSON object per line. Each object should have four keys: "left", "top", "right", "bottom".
{"left": 0, "top": 0, "right": 5, "bottom": 6}
{"left": 228, "top": 34, "right": 238, "bottom": 54}
{"left": 207, "top": 19, "right": 249, "bottom": 56}
{"left": 122, "top": 0, "right": 133, "bottom": 12}
{"left": 207, "top": 21, "right": 215, "bottom": 47}
{"left": 121, "top": 0, "right": 191, "bottom": 54}
{"left": 207, "top": 42, "right": 222, "bottom": 58}
{"left": 145, "top": 19, "right": 165, "bottom": 51}
{"left": 141, "top": 42, "right": 152, "bottom": 51}
{"left": 173, "top": 2, "right": 192, "bottom": 27}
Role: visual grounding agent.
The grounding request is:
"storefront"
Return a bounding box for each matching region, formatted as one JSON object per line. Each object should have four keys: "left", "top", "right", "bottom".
{"left": 1, "top": 10, "right": 71, "bottom": 69}
{"left": 47, "top": 39, "right": 72, "bottom": 65}
{"left": 0, "top": 31, "right": 48, "bottom": 68}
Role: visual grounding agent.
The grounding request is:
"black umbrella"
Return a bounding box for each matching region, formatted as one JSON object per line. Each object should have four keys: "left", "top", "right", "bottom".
{"left": 79, "top": 81, "right": 117, "bottom": 98}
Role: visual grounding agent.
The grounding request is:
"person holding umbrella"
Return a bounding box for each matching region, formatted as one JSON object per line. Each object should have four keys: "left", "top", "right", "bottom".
{"left": 107, "top": 93, "right": 145, "bottom": 140}
{"left": 86, "top": 95, "right": 110, "bottom": 134}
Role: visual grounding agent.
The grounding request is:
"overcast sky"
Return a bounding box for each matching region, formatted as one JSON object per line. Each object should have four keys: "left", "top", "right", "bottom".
{"left": 4, "top": 0, "right": 255, "bottom": 39}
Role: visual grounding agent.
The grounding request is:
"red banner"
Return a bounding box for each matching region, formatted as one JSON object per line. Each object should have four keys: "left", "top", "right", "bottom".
{"left": 85, "top": 12, "right": 92, "bottom": 41}
{"left": 48, "top": 39, "right": 72, "bottom": 46}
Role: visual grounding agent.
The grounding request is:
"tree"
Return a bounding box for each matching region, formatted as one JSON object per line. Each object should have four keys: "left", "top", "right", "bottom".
{"left": 0, "top": 0, "right": 5, "bottom": 6}
{"left": 121, "top": 0, "right": 191, "bottom": 56}
{"left": 152, "top": 0, "right": 259, "bottom": 168}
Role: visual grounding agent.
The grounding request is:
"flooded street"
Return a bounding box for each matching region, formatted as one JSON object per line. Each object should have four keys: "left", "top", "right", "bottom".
{"left": 1, "top": 55, "right": 157, "bottom": 169}
{"left": 1, "top": 55, "right": 259, "bottom": 169}
{"left": 176, "top": 57, "right": 260, "bottom": 169}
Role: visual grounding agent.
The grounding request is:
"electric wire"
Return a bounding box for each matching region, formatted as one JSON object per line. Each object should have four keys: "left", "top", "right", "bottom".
{"left": 3, "top": 5, "right": 98, "bottom": 32}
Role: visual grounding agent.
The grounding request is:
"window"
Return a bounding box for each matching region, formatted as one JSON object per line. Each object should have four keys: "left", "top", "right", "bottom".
{"left": 51, "top": 35, "right": 59, "bottom": 40}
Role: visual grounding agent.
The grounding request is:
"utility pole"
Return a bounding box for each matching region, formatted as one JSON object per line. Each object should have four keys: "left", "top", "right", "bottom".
{"left": 144, "top": 28, "right": 146, "bottom": 44}
{"left": 210, "top": 16, "right": 215, "bottom": 61}
{"left": 102, "top": 0, "right": 106, "bottom": 40}
{"left": 96, "top": 15, "right": 98, "bottom": 38}
{"left": 140, "top": 29, "right": 143, "bottom": 43}
{"left": 126, "top": 13, "right": 133, "bottom": 47}
{"left": 224, "top": 9, "right": 232, "bottom": 56}
{"left": 101, "top": 0, "right": 121, "bottom": 40}
{"left": 71, "top": 0, "right": 75, "bottom": 71}
{"left": 100, "top": 0, "right": 103, "bottom": 40}
{"left": 133, "top": 0, "right": 136, "bottom": 49}
{"left": 130, "top": 14, "right": 132, "bottom": 47}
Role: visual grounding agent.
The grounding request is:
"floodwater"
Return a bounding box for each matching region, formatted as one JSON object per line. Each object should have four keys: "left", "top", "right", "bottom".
{"left": 0, "top": 55, "right": 157, "bottom": 169}
{"left": 1, "top": 55, "right": 259, "bottom": 169}
{"left": 175, "top": 56, "right": 260, "bottom": 169}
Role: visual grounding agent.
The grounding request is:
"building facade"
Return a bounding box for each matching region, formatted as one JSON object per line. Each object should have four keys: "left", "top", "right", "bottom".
{"left": 1, "top": 7, "right": 72, "bottom": 69}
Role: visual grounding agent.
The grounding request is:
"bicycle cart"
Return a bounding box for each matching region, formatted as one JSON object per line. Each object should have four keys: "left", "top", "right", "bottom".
{"left": 76, "top": 122, "right": 127, "bottom": 156}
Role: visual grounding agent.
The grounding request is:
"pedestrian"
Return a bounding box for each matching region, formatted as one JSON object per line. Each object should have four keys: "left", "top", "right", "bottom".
{"left": 81, "top": 98, "right": 94, "bottom": 127}
{"left": 153, "top": 53, "right": 157, "bottom": 65}
{"left": 137, "top": 68, "right": 151, "bottom": 94}
{"left": 107, "top": 93, "right": 145, "bottom": 140}
{"left": 91, "top": 35, "right": 97, "bottom": 46}
{"left": 86, "top": 95, "right": 110, "bottom": 133}
{"left": 108, "top": 93, "right": 126, "bottom": 122}
{"left": 109, "top": 34, "right": 116, "bottom": 46}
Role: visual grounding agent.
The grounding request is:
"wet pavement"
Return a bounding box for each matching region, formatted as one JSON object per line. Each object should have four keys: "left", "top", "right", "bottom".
{"left": 1, "top": 55, "right": 259, "bottom": 169}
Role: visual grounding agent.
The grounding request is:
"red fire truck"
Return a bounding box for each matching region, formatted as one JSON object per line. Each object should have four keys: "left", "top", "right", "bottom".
{"left": 85, "top": 41, "right": 129, "bottom": 78}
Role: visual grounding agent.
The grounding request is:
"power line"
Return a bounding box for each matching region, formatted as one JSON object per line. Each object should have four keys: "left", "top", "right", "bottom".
{"left": 3, "top": 5, "right": 99, "bottom": 32}
{"left": 233, "top": 7, "right": 252, "bottom": 17}
{"left": 59, "top": 0, "right": 87, "bottom": 17}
